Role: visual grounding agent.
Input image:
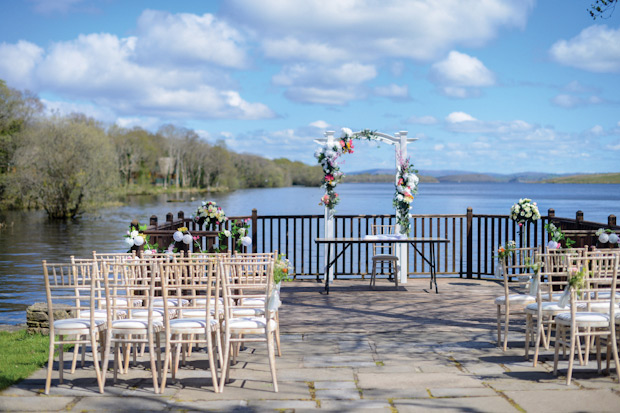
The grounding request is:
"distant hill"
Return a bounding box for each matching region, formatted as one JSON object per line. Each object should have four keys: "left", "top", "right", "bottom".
{"left": 348, "top": 169, "right": 619, "bottom": 184}
{"left": 542, "top": 173, "right": 620, "bottom": 184}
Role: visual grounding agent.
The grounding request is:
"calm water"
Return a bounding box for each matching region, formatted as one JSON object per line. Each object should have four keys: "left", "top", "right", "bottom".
{"left": 1, "top": 182, "right": 619, "bottom": 324}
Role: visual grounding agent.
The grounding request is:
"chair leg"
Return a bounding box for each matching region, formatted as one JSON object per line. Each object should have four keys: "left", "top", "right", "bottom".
{"left": 503, "top": 306, "right": 510, "bottom": 351}
{"left": 524, "top": 314, "right": 532, "bottom": 358}
{"left": 58, "top": 342, "right": 64, "bottom": 384}
{"left": 533, "top": 316, "right": 543, "bottom": 367}
{"left": 553, "top": 324, "right": 562, "bottom": 375}
{"left": 496, "top": 305, "right": 502, "bottom": 347}
{"left": 267, "top": 330, "right": 278, "bottom": 392}
{"left": 567, "top": 328, "right": 576, "bottom": 385}
{"left": 370, "top": 263, "right": 377, "bottom": 289}
{"left": 90, "top": 330, "right": 104, "bottom": 394}
{"left": 206, "top": 329, "right": 220, "bottom": 393}
{"left": 45, "top": 336, "right": 56, "bottom": 395}
{"left": 275, "top": 312, "right": 282, "bottom": 357}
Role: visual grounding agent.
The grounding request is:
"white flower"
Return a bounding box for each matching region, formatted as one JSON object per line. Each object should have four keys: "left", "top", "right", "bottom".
{"left": 182, "top": 234, "right": 193, "bottom": 245}
{"left": 125, "top": 237, "right": 135, "bottom": 246}
{"left": 238, "top": 228, "right": 246, "bottom": 237}
{"left": 130, "top": 230, "right": 139, "bottom": 238}
{"left": 595, "top": 228, "right": 604, "bottom": 236}
{"left": 223, "top": 230, "right": 232, "bottom": 238}
{"left": 547, "top": 240, "right": 558, "bottom": 249}
{"left": 173, "top": 231, "right": 184, "bottom": 242}
{"left": 241, "top": 236, "right": 252, "bottom": 247}
{"left": 599, "top": 233, "right": 610, "bottom": 243}
{"left": 609, "top": 233, "right": 619, "bottom": 244}
{"left": 143, "top": 249, "right": 153, "bottom": 255}
{"left": 341, "top": 127, "right": 353, "bottom": 137}
{"left": 133, "top": 235, "right": 144, "bottom": 247}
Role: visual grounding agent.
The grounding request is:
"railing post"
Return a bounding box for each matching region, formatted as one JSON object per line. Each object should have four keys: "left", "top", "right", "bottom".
{"left": 609, "top": 215, "right": 617, "bottom": 226}
{"left": 166, "top": 212, "right": 174, "bottom": 224}
{"left": 177, "top": 211, "right": 184, "bottom": 221}
{"left": 251, "top": 208, "right": 258, "bottom": 253}
{"left": 576, "top": 210, "right": 584, "bottom": 224}
{"left": 547, "top": 208, "right": 555, "bottom": 218}
{"left": 149, "top": 215, "right": 158, "bottom": 228}
{"left": 466, "top": 207, "right": 473, "bottom": 279}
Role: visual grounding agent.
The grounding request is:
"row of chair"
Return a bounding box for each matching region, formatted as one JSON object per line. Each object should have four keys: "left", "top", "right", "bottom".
{"left": 495, "top": 246, "right": 620, "bottom": 384}
{"left": 43, "top": 251, "right": 281, "bottom": 395}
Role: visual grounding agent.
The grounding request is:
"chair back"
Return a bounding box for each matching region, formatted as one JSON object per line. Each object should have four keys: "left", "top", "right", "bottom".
{"left": 566, "top": 255, "right": 619, "bottom": 319}
{"left": 43, "top": 260, "right": 102, "bottom": 334}
{"left": 104, "top": 260, "right": 160, "bottom": 321}
{"left": 371, "top": 224, "right": 396, "bottom": 256}
{"left": 160, "top": 257, "right": 220, "bottom": 325}
{"left": 219, "top": 258, "right": 276, "bottom": 321}
{"left": 500, "top": 246, "right": 540, "bottom": 296}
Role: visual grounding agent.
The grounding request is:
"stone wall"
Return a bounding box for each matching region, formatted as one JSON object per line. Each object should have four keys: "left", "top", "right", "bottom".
{"left": 26, "top": 302, "right": 72, "bottom": 335}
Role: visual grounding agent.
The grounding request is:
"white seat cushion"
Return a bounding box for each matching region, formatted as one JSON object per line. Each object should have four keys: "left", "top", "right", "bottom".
{"left": 79, "top": 309, "right": 126, "bottom": 319}
{"left": 179, "top": 308, "right": 219, "bottom": 318}
{"left": 542, "top": 293, "right": 564, "bottom": 301}
{"left": 495, "top": 294, "right": 535, "bottom": 305}
{"left": 152, "top": 298, "right": 189, "bottom": 307}
{"left": 111, "top": 319, "right": 163, "bottom": 330}
{"left": 232, "top": 308, "right": 265, "bottom": 317}
{"left": 128, "top": 309, "right": 166, "bottom": 319}
{"left": 101, "top": 298, "right": 143, "bottom": 308}
{"left": 54, "top": 318, "right": 105, "bottom": 330}
{"left": 169, "top": 318, "right": 218, "bottom": 330}
{"left": 193, "top": 297, "right": 224, "bottom": 306}
{"left": 240, "top": 298, "right": 266, "bottom": 307}
{"left": 575, "top": 302, "right": 619, "bottom": 313}
{"left": 226, "top": 316, "right": 276, "bottom": 330}
{"left": 555, "top": 312, "right": 610, "bottom": 327}
{"left": 525, "top": 301, "right": 566, "bottom": 313}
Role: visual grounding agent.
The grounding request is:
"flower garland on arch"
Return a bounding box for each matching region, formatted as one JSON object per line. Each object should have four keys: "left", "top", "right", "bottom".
{"left": 393, "top": 153, "right": 419, "bottom": 234}
{"left": 314, "top": 128, "right": 378, "bottom": 213}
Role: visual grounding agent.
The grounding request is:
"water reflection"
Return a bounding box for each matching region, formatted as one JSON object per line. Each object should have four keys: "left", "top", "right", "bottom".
{"left": 1, "top": 183, "right": 618, "bottom": 325}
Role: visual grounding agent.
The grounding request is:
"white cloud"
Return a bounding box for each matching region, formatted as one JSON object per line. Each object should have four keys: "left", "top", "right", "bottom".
{"left": 0, "top": 40, "right": 43, "bottom": 89}
{"left": 273, "top": 62, "right": 376, "bottom": 87}
{"left": 373, "top": 84, "right": 409, "bottom": 100}
{"left": 434, "top": 144, "right": 445, "bottom": 151}
{"left": 135, "top": 10, "right": 248, "bottom": 69}
{"left": 310, "top": 120, "right": 330, "bottom": 129}
{"left": 224, "top": 0, "right": 533, "bottom": 62}
{"left": 42, "top": 98, "right": 116, "bottom": 122}
{"left": 430, "top": 51, "right": 496, "bottom": 98}
{"left": 446, "top": 112, "right": 477, "bottom": 123}
{"left": 0, "top": 13, "right": 275, "bottom": 121}
{"left": 407, "top": 115, "right": 438, "bottom": 125}
{"left": 550, "top": 25, "right": 620, "bottom": 73}
{"left": 552, "top": 94, "right": 582, "bottom": 108}
{"left": 273, "top": 62, "right": 376, "bottom": 104}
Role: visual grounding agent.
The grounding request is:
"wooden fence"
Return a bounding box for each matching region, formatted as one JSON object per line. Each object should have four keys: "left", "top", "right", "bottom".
{"left": 135, "top": 208, "right": 618, "bottom": 280}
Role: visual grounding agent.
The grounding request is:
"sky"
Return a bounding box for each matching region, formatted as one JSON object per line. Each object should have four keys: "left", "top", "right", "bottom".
{"left": 0, "top": 0, "right": 619, "bottom": 174}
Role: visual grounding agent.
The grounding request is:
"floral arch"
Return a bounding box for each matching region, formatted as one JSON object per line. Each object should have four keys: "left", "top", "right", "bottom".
{"left": 314, "top": 128, "right": 419, "bottom": 234}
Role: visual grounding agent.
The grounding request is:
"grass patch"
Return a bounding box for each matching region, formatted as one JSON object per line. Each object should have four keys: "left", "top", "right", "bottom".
{"left": 0, "top": 330, "right": 49, "bottom": 391}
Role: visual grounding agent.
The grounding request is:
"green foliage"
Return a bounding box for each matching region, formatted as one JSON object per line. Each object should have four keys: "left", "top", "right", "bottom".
{"left": 0, "top": 330, "right": 50, "bottom": 391}
{"left": 590, "top": 0, "right": 617, "bottom": 19}
{"left": 0, "top": 79, "right": 329, "bottom": 217}
{"left": 7, "top": 114, "right": 119, "bottom": 218}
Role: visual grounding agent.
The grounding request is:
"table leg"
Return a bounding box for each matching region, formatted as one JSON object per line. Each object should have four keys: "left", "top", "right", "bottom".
{"left": 430, "top": 242, "right": 438, "bottom": 293}
{"left": 321, "top": 245, "right": 332, "bottom": 295}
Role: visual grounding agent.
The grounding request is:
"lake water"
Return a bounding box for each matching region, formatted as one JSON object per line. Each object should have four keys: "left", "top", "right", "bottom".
{"left": 1, "top": 182, "right": 619, "bottom": 325}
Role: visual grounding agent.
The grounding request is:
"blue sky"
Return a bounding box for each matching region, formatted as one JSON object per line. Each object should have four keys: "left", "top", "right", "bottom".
{"left": 0, "top": 0, "right": 619, "bottom": 174}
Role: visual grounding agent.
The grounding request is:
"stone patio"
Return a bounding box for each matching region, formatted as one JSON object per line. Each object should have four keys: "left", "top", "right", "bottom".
{"left": 1, "top": 277, "right": 620, "bottom": 412}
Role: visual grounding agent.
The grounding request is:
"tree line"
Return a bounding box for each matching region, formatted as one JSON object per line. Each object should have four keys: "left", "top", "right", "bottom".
{"left": 0, "top": 80, "right": 323, "bottom": 219}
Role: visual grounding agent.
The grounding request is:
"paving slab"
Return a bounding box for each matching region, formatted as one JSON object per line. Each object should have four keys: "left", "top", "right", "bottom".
{"left": 2, "top": 278, "right": 620, "bottom": 412}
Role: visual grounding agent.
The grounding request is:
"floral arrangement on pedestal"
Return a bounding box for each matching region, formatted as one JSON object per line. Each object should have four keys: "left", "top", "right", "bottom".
{"left": 217, "top": 219, "right": 252, "bottom": 252}
{"left": 173, "top": 226, "right": 195, "bottom": 245}
{"left": 510, "top": 198, "right": 541, "bottom": 225}
{"left": 315, "top": 128, "right": 379, "bottom": 215}
{"left": 544, "top": 223, "right": 575, "bottom": 249}
{"left": 392, "top": 153, "right": 418, "bottom": 235}
{"left": 194, "top": 201, "right": 227, "bottom": 228}
{"left": 124, "top": 224, "right": 158, "bottom": 254}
